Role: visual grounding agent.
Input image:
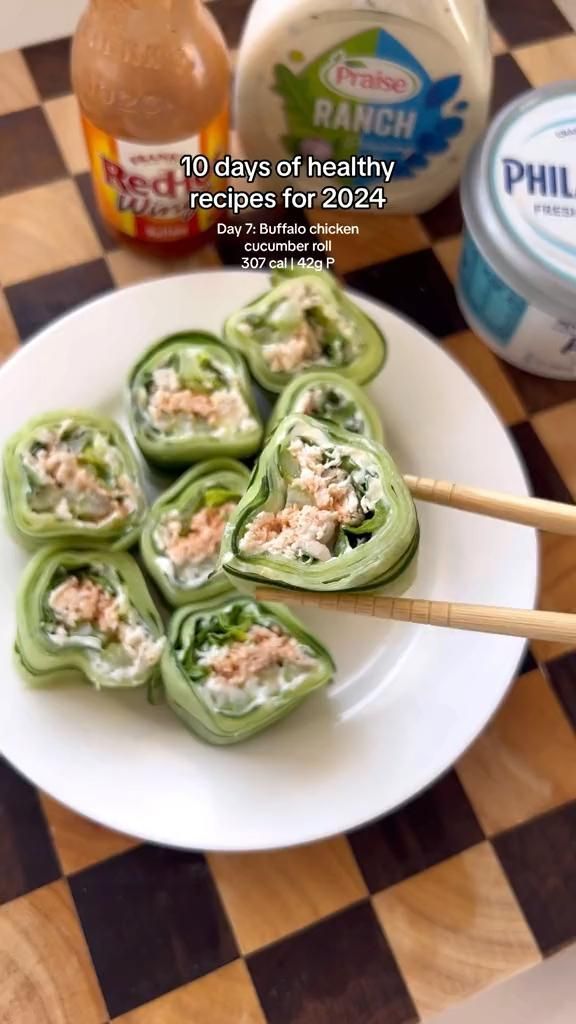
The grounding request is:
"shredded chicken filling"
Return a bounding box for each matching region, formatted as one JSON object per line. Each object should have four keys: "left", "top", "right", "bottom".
{"left": 48, "top": 575, "right": 163, "bottom": 676}
{"left": 156, "top": 503, "right": 235, "bottom": 576}
{"left": 147, "top": 366, "right": 253, "bottom": 435}
{"left": 23, "top": 430, "right": 136, "bottom": 524}
{"left": 200, "top": 624, "right": 313, "bottom": 690}
{"left": 240, "top": 504, "right": 338, "bottom": 562}
{"left": 265, "top": 323, "right": 322, "bottom": 373}
{"left": 240, "top": 437, "right": 380, "bottom": 562}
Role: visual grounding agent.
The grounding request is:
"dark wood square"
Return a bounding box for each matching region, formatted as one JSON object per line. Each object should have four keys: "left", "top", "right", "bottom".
{"left": 0, "top": 108, "right": 66, "bottom": 195}
{"left": 75, "top": 172, "right": 117, "bottom": 252}
{"left": 5, "top": 259, "right": 113, "bottom": 340}
{"left": 211, "top": 0, "right": 252, "bottom": 47}
{"left": 519, "top": 647, "right": 538, "bottom": 676}
{"left": 249, "top": 901, "right": 417, "bottom": 1024}
{"left": 345, "top": 249, "right": 467, "bottom": 338}
{"left": 510, "top": 422, "right": 574, "bottom": 504}
{"left": 22, "top": 37, "right": 72, "bottom": 99}
{"left": 0, "top": 757, "right": 60, "bottom": 904}
{"left": 348, "top": 771, "right": 484, "bottom": 893}
{"left": 495, "top": 802, "right": 576, "bottom": 954}
{"left": 488, "top": 0, "right": 572, "bottom": 46}
{"left": 69, "top": 844, "right": 238, "bottom": 1019}
{"left": 501, "top": 361, "right": 576, "bottom": 415}
{"left": 420, "top": 189, "right": 463, "bottom": 241}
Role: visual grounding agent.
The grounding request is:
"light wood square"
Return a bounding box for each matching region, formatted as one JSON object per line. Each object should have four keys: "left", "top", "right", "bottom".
{"left": 114, "top": 961, "right": 265, "bottom": 1024}
{"left": 514, "top": 35, "right": 576, "bottom": 85}
{"left": 0, "top": 288, "right": 19, "bottom": 361}
{"left": 307, "top": 209, "right": 430, "bottom": 274}
{"left": 374, "top": 843, "right": 540, "bottom": 1019}
{"left": 40, "top": 793, "right": 138, "bottom": 874}
{"left": 555, "top": 0, "right": 576, "bottom": 31}
{"left": 434, "top": 235, "right": 462, "bottom": 285}
{"left": 106, "top": 244, "right": 222, "bottom": 287}
{"left": 458, "top": 670, "right": 576, "bottom": 835}
{"left": 44, "top": 94, "right": 89, "bottom": 175}
{"left": 0, "top": 880, "right": 106, "bottom": 1024}
{"left": 0, "top": 51, "right": 39, "bottom": 116}
{"left": 208, "top": 836, "right": 367, "bottom": 954}
{"left": 445, "top": 330, "right": 526, "bottom": 426}
{"left": 532, "top": 531, "right": 576, "bottom": 662}
{"left": 0, "top": 179, "right": 102, "bottom": 286}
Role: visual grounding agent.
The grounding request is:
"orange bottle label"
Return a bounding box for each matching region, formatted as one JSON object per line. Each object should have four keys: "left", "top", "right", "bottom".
{"left": 82, "top": 107, "right": 229, "bottom": 243}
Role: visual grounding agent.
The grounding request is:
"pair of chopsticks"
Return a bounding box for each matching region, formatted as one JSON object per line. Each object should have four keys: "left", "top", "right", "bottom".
{"left": 256, "top": 474, "right": 576, "bottom": 645}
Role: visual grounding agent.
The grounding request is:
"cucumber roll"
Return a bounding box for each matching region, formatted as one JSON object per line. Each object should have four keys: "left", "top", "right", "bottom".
{"left": 268, "top": 370, "right": 384, "bottom": 443}
{"left": 221, "top": 414, "right": 419, "bottom": 592}
{"left": 161, "top": 593, "right": 334, "bottom": 744}
{"left": 16, "top": 547, "right": 165, "bottom": 689}
{"left": 128, "top": 331, "right": 263, "bottom": 466}
{"left": 140, "top": 458, "right": 251, "bottom": 607}
{"left": 223, "top": 269, "right": 386, "bottom": 393}
{"left": 3, "top": 411, "right": 146, "bottom": 549}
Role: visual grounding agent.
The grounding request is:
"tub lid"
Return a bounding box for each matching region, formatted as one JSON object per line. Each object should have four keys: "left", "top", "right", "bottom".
{"left": 461, "top": 82, "right": 576, "bottom": 313}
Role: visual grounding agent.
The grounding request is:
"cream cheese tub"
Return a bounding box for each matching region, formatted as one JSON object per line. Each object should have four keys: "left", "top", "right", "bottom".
{"left": 458, "top": 82, "right": 576, "bottom": 380}
{"left": 235, "top": 0, "right": 492, "bottom": 214}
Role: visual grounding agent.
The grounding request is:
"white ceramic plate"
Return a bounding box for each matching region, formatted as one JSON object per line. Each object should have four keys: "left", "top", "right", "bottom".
{"left": 0, "top": 271, "right": 537, "bottom": 851}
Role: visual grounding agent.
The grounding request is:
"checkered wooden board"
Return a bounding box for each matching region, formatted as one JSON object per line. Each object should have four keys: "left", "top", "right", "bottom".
{"left": 1, "top": 3, "right": 576, "bottom": 1022}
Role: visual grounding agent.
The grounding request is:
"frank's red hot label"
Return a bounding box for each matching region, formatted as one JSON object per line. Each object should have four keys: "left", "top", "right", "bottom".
{"left": 82, "top": 106, "right": 228, "bottom": 243}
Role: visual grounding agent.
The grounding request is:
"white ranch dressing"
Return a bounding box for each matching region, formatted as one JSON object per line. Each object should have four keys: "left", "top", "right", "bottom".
{"left": 235, "top": 0, "right": 492, "bottom": 213}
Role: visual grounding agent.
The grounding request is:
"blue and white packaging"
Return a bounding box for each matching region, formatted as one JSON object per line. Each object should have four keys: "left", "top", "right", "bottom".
{"left": 458, "top": 82, "right": 576, "bottom": 379}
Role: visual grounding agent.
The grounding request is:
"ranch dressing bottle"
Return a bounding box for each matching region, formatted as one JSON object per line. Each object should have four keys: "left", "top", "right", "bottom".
{"left": 235, "top": 0, "right": 492, "bottom": 213}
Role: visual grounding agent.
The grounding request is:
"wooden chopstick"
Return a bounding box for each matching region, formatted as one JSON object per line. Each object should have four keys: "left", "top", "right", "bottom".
{"left": 403, "top": 474, "right": 576, "bottom": 535}
{"left": 255, "top": 588, "right": 576, "bottom": 644}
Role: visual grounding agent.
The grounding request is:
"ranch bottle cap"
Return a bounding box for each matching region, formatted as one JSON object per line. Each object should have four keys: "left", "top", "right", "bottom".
{"left": 461, "top": 82, "right": 576, "bottom": 316}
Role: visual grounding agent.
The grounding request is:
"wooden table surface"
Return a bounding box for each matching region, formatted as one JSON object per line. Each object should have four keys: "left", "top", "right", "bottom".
{"left": 0, "top": 2, "right": 575, "bottom": 1022}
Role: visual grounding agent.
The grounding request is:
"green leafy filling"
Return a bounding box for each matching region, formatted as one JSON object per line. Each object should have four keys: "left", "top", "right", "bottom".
{"left": 142, "top": 352, "right": 227, "bottom": 401}
{"left": 179, "top": 602, "right": 264, "bottom": 683}
{"left": 239, "top": 283, "right": 357, "bottom": 369}
{"left": 305, "top": 386, "right": 365, "bottom": 434}
{"left": 203, "top": 487, "right": 242, "bottom": 509}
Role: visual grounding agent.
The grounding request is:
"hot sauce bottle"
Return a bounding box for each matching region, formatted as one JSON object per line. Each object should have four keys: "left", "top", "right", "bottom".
{"left": 72, "top": 0, "right": 230, "bottom": 252}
